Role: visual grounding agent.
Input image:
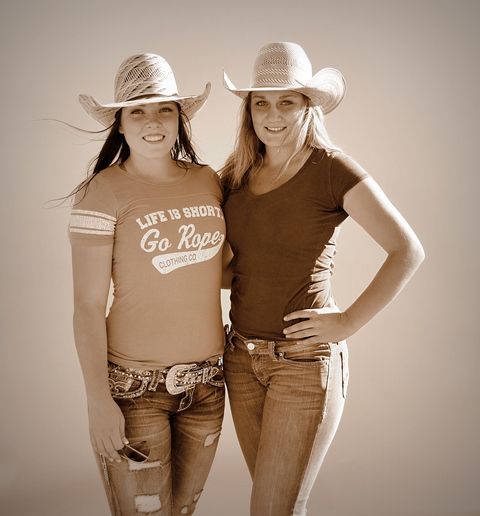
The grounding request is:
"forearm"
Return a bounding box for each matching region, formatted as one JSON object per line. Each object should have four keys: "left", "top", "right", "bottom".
{"left": 73, "top": 306, "right": 111, "bottom": 404}
{"left": 345, "top": 242, "right": 425, "bottom": 333}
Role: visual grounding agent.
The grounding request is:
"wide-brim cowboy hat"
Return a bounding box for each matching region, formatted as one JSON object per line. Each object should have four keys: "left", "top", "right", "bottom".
{"left": 223, "top": 42, "right": 345, "bottom": 114}
{"left": 79, "top": 53, "right": 211, "bottom": 127}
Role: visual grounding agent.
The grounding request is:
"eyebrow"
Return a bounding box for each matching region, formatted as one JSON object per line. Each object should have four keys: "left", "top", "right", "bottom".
{"left": 128, "top": 102, "right": 175, "bottom": 109}
{"left": 251, "top": 93, "right": 299, "bottom": 100}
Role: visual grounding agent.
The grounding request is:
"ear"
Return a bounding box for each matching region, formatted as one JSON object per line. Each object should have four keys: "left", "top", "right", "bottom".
{"left": 118, "top": 125, "right": 124, "bottom": 134}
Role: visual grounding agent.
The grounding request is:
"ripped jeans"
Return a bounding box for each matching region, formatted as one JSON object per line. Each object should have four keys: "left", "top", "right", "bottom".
{"left": 224, "top": 330, "right": 348, "bottom": 516}
{"left": 98, "top": 372, "right": 225, "bottom": 515}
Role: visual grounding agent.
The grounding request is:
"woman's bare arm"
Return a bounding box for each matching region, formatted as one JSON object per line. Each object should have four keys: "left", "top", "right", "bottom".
{"left": 283, "top": 177, "right": 425, "bottom": 342}
{"left": 72, "top": 244, "right": 126, "bottom": 462}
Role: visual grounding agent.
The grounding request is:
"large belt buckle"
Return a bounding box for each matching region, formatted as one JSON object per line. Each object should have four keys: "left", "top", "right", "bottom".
{"left": 165, "top": 363, "right": 197, "bottom": 395}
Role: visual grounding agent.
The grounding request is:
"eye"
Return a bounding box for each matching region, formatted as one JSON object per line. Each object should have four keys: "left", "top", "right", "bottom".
{"left": 159, "top": 106, "right": 174, "bottom": 113}
{"left": 255, "top": 100, "right": 267, "bottom": 107}
{"left": 130, "top": 108, "right": 144, "bottom": 115}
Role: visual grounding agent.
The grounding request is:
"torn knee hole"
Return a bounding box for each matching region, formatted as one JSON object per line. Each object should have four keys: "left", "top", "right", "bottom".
{"left": 135, "top": 494, "right": 161, "bottom": 513}
{"left": 204, "top": 430, "right": 221, "bottom": 447}
{"left": 179, "top": 490, "right": 202, "bottom": 514}
{"left": 128, "top": 459, "right": 161, "bottom": 471}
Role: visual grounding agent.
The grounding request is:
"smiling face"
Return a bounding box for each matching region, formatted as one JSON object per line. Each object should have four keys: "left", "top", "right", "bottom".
{"left": 250, "top": 91, "right": 307, "bottom": 151}
{"left": 119, "top": 101, "right": 179, "bottom": 160}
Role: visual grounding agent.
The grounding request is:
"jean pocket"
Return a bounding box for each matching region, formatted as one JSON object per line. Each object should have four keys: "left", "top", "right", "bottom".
{"left": 277, "top": 350, "right": 330, "bottom": 367}
{"left": 107, "top": 365, "right": 149, "bottom": 399}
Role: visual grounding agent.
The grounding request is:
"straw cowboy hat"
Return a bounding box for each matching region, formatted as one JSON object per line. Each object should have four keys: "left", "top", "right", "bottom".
{"left": 223, "top": 42, "right": 345, "bottom": 114}
{"left": 79, "top": 53, "right": 211, "bottom": 127}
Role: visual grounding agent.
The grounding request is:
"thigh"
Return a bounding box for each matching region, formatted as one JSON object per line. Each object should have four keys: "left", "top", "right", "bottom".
{"left": 170, "top": 383, "right": 225, "bottom": 515}
{"left": 98, "top": 392, "right": 174, "bottom": 516}
{"left": 251, "top": 346, "right": 346, "bottom": 516}
{"left": 223, "top": 344, "right": 267, "bottom": 477}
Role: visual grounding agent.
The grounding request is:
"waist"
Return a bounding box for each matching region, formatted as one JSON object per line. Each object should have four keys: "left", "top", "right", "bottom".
{"left": 106, "top": 319, "right": 225, "bottom": 369}
{"left": 108, "top": 354, "right": 224, "bottom": 397}
{"left": 229, "top": 293, "right": 337, "bottom": 340}
{"left": 226, "top": 326, "right": 346, "bottom": 358}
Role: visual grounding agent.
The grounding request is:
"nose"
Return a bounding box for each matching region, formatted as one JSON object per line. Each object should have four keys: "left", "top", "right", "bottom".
{"left": 145, "top": 113, "right": 162, "bottom": 127}
{"left": 265, "top": 105, "right": 281, "bottom": 121}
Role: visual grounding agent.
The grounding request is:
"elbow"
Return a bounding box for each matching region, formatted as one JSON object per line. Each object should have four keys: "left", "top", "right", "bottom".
{"left": 415, "top": 241, "right": 426, "bottom": 266}
{"left": 388, "top": 235, "right": 425, "bottom": 271}
{"left": 396, "top": 237, "right": 426, "bottom": 270}
{"left": 409, "top": 235, "right": 426, "bottom": 268}
{"left": 73, "top": 299, "right": 106, "bottom": 324}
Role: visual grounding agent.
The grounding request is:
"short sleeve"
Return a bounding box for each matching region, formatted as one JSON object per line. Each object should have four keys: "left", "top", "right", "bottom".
{"left": 329, "top": 152, "right": 369, "bottom": 208}
{"left": 69, "top": 174, "right": 118, "bottom": 246}
{"left": 211, "top": 169, "right": 224, "bottom": 204}
{"left": 202, "top": 165, "right": 224, "bottom": 204}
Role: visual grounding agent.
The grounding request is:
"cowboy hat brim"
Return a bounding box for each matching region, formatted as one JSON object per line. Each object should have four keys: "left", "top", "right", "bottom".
{"left": 79, "top": 82, "right": 211, "bottom": 127}
{"left": 223, "top": 68, "right": 345, "bottom": 114}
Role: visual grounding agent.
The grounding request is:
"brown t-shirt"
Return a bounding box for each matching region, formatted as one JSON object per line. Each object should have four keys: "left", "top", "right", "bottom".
{"left": 69, "top": 164, "right": 226, "bottom": 369}
{"left": 223, "top": 149, "right": 369, "bottom": 339}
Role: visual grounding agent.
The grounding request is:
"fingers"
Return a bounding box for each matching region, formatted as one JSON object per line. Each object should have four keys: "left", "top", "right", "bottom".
{"left": 284, "top": 328, "right": 319, "bottom": 340}
{"left": 91, "top": 432, "right": 125, "bottom": 463}
{"left": 284, "top": 306, "right": 341, "bottom": 321}
{"left": 119, "top": 416, "right": 128, "bottom": 446}
{"left": 283, "top": 320, "right": 313, "bottom": 335}
{"left": 283, "top": 309, "right": 316, "bottom": 321}
{"left": 98, "top": 437, "right": 122, "bottom": 463}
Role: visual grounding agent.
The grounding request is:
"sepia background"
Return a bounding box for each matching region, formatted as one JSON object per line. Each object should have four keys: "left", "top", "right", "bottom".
{"left": 1, "top": 0, "right": 479, "bottom": 514}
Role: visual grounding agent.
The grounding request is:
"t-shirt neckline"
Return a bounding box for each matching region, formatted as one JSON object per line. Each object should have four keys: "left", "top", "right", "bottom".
{"left": 245, "top": 148, "right": 320, "bottom": 199}
{"left": 116, "top": 162, "right": 191, "bottom": 187}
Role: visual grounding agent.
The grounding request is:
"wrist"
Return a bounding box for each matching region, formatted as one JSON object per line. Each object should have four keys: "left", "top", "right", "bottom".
{"left": 86, "top": 389, "right": 113, "bottom": 407}
{"left": 342, "top": 309, "right": 362, "bottom": 337}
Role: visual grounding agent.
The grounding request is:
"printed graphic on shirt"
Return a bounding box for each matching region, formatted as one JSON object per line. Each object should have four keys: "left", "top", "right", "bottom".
{"left": 136, "top": 203, "right": 225, "bottom": 275}
{"left": 70, "top": 209, "right": 116, "bottom": 235}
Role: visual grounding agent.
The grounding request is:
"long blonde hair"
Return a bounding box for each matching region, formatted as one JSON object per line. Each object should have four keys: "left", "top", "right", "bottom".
{"left": 220, "top": 93, "right": 342, "bottom": 192}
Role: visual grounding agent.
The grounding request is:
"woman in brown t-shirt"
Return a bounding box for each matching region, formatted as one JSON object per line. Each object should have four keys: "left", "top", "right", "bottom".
{"left": 220, "top": 42, "right": 425, "bottom": 516}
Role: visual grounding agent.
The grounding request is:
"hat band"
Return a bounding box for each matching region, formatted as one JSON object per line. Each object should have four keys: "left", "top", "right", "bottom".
{"left": 251, "top": 68, "right": 310, "bottom": 89}
{"left": 115, "top": 84, "right": 180, "bottom": 103}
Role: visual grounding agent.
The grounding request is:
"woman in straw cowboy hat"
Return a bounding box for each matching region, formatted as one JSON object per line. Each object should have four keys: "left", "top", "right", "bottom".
{"left": 220, "top": 42, "right": 425, "bottom": 515}
{"left": 69, "top": 53, "right": 226, "bottom": 515}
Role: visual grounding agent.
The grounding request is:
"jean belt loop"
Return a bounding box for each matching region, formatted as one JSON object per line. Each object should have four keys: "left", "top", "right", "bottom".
{"left": 147, "top": 369, "right": 162, "bottom": 391}
{"left": 268, "top": 341, "right": 277, "bottom": 360}
{"left": 225, "top": 325, "right": 236, "bottom": 351}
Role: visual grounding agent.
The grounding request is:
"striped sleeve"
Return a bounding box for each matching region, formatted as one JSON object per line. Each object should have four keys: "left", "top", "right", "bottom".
{"left": 69, "top": 174, "right": 118, "bottom": 245}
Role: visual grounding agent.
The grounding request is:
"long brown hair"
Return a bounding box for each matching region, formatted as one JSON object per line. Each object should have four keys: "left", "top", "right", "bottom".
{"left": 67, "top": 106, "right": 202, "bottom": 203}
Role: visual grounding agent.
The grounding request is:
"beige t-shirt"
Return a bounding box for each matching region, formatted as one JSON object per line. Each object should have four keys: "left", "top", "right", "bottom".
{"left": 69, "top": 164, "right": 225, "bottom": 369}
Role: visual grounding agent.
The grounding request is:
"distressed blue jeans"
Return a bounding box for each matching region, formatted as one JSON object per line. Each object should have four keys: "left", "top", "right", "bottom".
{"left": 97, "top": 378, "right": 225, "bottom": 515}
{"left": 224, "top": 331, "right": 348, "bottom": 516}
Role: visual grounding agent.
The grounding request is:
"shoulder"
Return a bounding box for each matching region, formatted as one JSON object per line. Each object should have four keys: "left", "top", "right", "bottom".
{"left": 79, "top": 165, "right": 120, "bottom": 194}
{"left": 318, "top": 150, "right": 370, "bottom": 208}
{"left": 90, "top": 164, "right": 121, "bottom": 186}
{"left": 326, "top": 151, "right": 369, "bottom": 180}
{"left": 72, "top": 165, "right": 120, "bottom": 211}
{"left": 187, "top": 163, "right": 218, "bottom": 178}
{"left": 187, "top": 163, "right": 221, "bottom": 188}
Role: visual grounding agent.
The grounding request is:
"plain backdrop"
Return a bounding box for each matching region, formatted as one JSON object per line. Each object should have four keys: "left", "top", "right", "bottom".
{"left": 1, "top": 0, "right": 479, "bottom": 515}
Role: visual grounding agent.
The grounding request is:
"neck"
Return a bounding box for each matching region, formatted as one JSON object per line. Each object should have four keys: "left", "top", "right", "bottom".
{"left": 263, "top": 145, "right": 296, "bottom": 169}
{"left": 125, "top": 153, "right": 184, "bottom": 182}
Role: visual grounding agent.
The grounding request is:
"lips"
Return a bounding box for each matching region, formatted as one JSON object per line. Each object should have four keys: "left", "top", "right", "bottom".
{"left": 143, "top": 134, "right": 165, "bottom": 142}
{"left": 265, "top": 127, "right": 286, "bottom": 133}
